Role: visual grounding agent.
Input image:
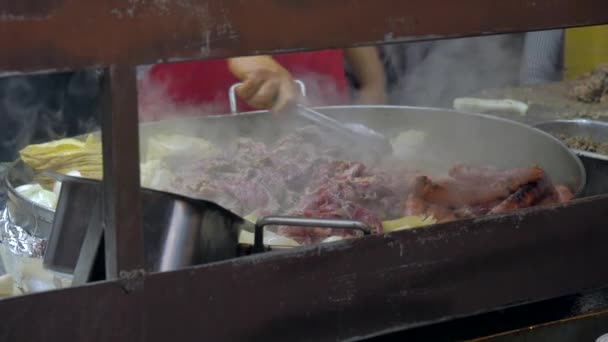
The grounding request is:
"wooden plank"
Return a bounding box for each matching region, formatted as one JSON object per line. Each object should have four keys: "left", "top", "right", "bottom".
{"left": 142, "top": 196, "right": 608, "bottom": 341}
{"left": 2, "top": 195, "right": 607, "bottom": 341}
{"left": 372, "top": 289, "right": 608, "bottom": 340}
{"left": 0, "top": 0, "right": 607, "bottom": 72}
{"left": 100, "top": 65, "right": 145, "bottom": 279}
{"left": 0, "top": 282, "right": 142, "bottom": 342}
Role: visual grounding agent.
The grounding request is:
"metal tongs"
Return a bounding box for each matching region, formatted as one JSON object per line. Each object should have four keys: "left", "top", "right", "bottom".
{"left": 295, "top": 104, "right": 392, "bottom": 155}
{"left": 229, "top": 80, "right": 393, "bottom": 156}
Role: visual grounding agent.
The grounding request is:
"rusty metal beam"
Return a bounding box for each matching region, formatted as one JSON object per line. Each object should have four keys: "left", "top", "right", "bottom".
{"left": 100, "top": 65, "right": 145, "bottom": 279}
{"left": 0, "top": 0, "right": 607, "bottom": 73}
{"left": 372, "top": 287, "right": 608, "bottom": 340}
{"left": 473, "top": 310, "right": 608, "bottom": 342}
{"left": 0, "top": 282, "right": 145, "bottom": 342}
{"left": 1, "top": 195, "right": 608, "bottom": 341}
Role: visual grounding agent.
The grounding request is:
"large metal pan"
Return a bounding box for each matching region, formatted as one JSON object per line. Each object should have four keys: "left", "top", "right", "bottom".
{"left": 5, "top": 106, "right": 586, "bottom": 241}
{"left": 136, "top": 105, "right": 585, "bottom": 188}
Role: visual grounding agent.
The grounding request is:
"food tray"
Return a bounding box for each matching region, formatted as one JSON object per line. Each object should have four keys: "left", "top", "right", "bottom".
{"left": 535, "top": 119, "right": 608, "bottom": 196}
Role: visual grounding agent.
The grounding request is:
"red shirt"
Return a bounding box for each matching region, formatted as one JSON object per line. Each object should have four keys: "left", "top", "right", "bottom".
{"left": 139, "top": 50, "right": 348, "bottom": 120}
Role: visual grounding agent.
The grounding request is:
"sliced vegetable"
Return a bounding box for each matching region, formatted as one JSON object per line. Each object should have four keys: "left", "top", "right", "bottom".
{"left": 382, "top": 215, "right": 436, "bottom": 233}
{"left": 140, "top": 160, "right": 175, "bottom": 190}
{"left": 322, "top": 236, "right": 345, "bottom": 243}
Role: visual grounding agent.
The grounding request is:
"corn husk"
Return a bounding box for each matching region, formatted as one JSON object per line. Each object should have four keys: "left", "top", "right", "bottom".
{"left": 19, "top": 135, "right": 102, "bottom": 188}
{"left": 19, "top": 134, "right": 215, "bottom": 190}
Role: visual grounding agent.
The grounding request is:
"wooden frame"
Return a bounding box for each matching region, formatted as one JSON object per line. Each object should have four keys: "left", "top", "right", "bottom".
{"left": 1, "top": 1, "right": 608, "bottom": 340}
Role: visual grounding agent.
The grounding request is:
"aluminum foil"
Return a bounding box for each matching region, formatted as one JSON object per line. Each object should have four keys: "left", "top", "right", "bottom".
{"left": 0, "top": 206, "right": 72, "bottom": 294}
{"left": 0, "top": 208, "right": 46, "bottom": 259}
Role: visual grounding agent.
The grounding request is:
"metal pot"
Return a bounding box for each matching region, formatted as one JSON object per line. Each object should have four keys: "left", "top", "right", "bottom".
{"left": 5, "top": 161, "right": 55, "bottom": 239}
{"left": 42, "top": 173, "right": 371, "bottom": 285}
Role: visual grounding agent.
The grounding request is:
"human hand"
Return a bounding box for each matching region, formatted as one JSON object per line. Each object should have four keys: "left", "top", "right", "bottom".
{"left": 236, "top": 69, "right": 298, "bottom": 113}
{"left": 229, "top": 56, "right": 298, "bottom": 114}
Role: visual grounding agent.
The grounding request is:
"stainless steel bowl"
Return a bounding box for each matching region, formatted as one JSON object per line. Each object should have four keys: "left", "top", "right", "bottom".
{"left": 535, "top": 119, "right": 608, "bottom": 196}
{"left": 5, "top": 161, "right": 55, "bottom": 239}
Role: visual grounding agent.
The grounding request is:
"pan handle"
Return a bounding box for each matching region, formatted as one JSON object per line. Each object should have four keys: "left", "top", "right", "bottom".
{"left": 228, "top": 80, "right": 307, "bottom": 114}
{"left": 253, "top": 216, "right": 371, "bottom": 253}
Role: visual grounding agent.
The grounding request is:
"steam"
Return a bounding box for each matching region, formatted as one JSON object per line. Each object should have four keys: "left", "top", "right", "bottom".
{"left": 381, "top": 33, "right": 525, "bottom": 108}
{"left": 136, "top": 63, "right": 354, "bottom": 152}
{"left": 380, "top": 30, "right": 565, "bottom": 108}
{"left": 135, "top": 35, "right": 528, "bottom": 170}
{"left": 136, "top": 31, "right": 565, "bottom": 165}
{"left": 0, "top": 32, "right": 566, "bottom": 164}
{"left": 290, "top": 72, "right": 347, "bottom": 107}
{"left": 136, "top": 69, "right": 283, "bottom": 149}
{"left": 0, "top": 70, "right": 102, "bottom": 162}
{"left": 136, "top": 65, "right": 348, "bottom": 117}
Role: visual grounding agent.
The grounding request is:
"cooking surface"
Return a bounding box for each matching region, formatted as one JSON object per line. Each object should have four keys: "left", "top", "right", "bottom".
{"left": 5, "top": 106, "right": 585, "bottom": 252}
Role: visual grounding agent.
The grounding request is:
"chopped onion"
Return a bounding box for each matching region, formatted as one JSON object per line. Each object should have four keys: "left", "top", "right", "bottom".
{"left": 322, "top": 236, "right": 344, "bottom": 243}
{"left": 382, "top": 215, "right": 437, "bottom": 233}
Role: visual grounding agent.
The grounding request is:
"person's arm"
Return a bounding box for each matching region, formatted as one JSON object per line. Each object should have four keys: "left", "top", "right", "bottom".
{"left": 228, "top": 56, "right": 298, "bottom": 113}
{"left": 344, "top": 47, "right": 387, "bottom": 104}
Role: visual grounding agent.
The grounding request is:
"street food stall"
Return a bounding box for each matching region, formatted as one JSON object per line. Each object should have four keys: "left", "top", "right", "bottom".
{"left": 1, "top": 1, "right": 608, "bottom": 341}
